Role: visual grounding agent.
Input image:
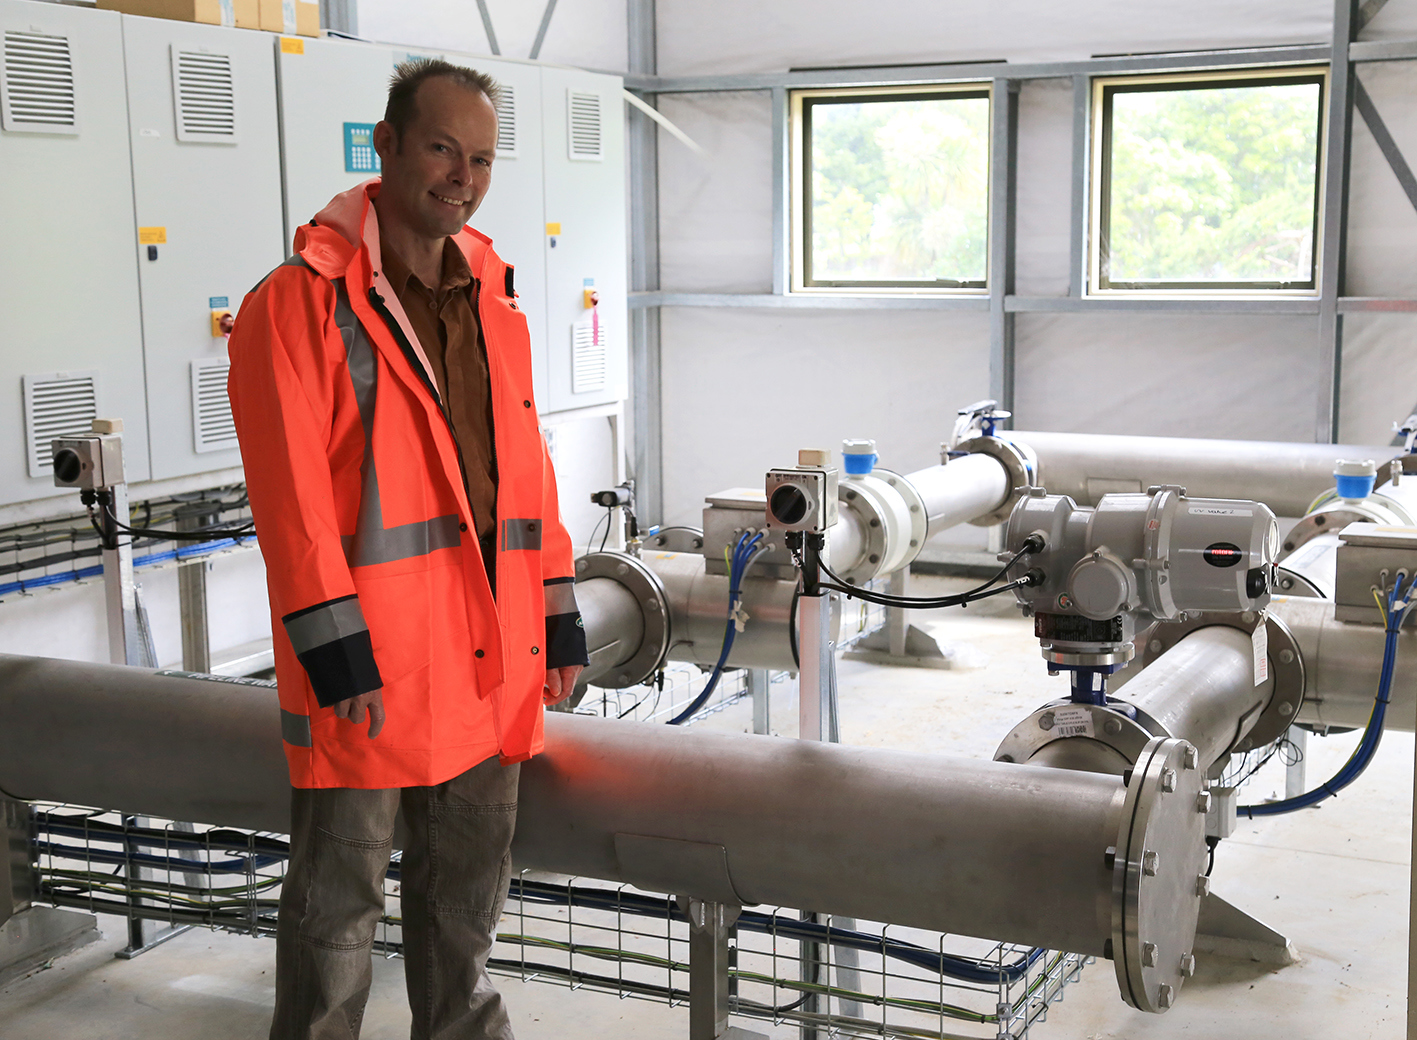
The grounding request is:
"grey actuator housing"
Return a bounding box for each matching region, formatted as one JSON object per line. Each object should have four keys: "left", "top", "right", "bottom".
{"left": 1004, "top": 485, "right": 1278, "bottom": 624}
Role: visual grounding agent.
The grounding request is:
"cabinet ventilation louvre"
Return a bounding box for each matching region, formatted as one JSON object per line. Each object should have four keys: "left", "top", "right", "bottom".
{"left": 191, "top": 359, "right": 238, "bottom": 453}
{"left": 23, "top": 372, "right": 98, "bottom": 479}
{"left": 571, "top": 319, "right": 608, "bottom": 394}
{"left": 495, "top": 84, "right": 516, "bottom": 157}
{"left": 172, "top": 49, "right": 237, "bottom": 143}
{"left": 567, "top": 90, "right": 602, "bottom": 161}
{"left": 1, "top": 30, "right": 77, "bottom": 134}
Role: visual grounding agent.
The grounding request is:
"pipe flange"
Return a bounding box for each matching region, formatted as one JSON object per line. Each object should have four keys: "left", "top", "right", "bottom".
{"left": 642, "top": 526, "right": 705, "bottom": 553}
{"left": 837, "top": 471, "right": 918, "bottom": 584}
{"left": 873, "top": 468, "right": 929, "bottom": 568}
{"left": 574, "top": 551, "right": 672, "bottom": 688}
{"left": 956, "top": 435, "right": 1038, "bottom": 526}
{"left": 1111, "top": 736, "right": 1209, "bottom": 1014}
{"left": 994, "top": 700, "right": 1169, "bottom": 767}
{"left": 1132, "top": 612, "right": 1305, "bottom": 754}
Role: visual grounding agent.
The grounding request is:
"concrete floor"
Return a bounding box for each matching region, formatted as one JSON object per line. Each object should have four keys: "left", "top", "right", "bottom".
{"left": 0, "top": 576, "right": 1410, "bottom": 1039}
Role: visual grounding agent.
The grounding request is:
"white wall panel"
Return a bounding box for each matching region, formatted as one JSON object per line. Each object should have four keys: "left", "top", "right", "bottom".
{"left": 1345, "top": 61, "right": 1417, "bottom": 299}
{"left": 1014, "top": 78, "right": 1074, "bottom": 298}
{"left": 1338, "top": 313, "right": 1417, "bottom": 445}
{"left": 657, "top": 91, "right": 774, "bottom": 294}
{"left": 658, "top": 307, "right": 989, "bottom": 526}
{"left": 356, "top": 0, "right": 627, "bottom": 71}
{"left": 1013, "top": 313, "right": 1320, "bottom": 441}
{"left": 656, "top": 0, "right": 1331, "bottom": 77}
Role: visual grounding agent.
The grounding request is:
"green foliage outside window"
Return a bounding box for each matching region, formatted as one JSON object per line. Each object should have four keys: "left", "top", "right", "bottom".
{"left": 807, "top": 93, "right": 990, "bottom": 286}
{"left": 1103, "top": 79, "right": 1323, "bottom": 288}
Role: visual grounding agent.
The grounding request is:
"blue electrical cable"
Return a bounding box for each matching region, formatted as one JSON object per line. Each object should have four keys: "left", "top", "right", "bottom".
{"left": 667, "top": 530, "right": 764, "bottom": 725}
{"left": 1239, "top": 574, "right": 1410, "bottom": 817}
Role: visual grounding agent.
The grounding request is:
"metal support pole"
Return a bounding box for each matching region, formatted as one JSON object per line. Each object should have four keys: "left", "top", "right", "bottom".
{"left": 796, "top": 535, "right": 833, "bottom": 744}
{"left": 177, "top": 507, "right": 214, "bottom": 674}
{"left": 102, "top": 484, "right": 152, "bottom": 669}
{"left": 1317, "top": 0, "right": 1358, "bottom": 443}
{"left": 628, "top": 0, "right": 663, "bottom": 526}
{"left": 1068, "top": 73, "right": 1090, "bottom": 298}
{"left": 987, "top": 78, "right": 1019, "bottom": 416}
{"left": 749, "top": 668, "right": 770, "bottom": 735}
{"left": 1284, "top": 725, "right": 1309, "bottom": 800}
{"left": 886, "top": 568, "right": 909, "bottom": 658}
{"left": 685, "top": 899, "right": 766, "bottom": 1040}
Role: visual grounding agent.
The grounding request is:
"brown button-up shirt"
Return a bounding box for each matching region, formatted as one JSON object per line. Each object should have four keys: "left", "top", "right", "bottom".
{"left": 382, "top": 239, "right": 498, "bottom": 541}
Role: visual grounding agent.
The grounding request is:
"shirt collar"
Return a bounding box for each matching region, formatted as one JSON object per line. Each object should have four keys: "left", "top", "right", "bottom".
{"left": 382, "top": 236, "right": 474, "bottom": 296}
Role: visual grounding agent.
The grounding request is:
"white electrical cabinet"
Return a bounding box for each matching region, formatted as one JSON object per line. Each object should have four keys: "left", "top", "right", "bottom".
{"left": 539, "top": 66, "right": 626, "bottom": 414}
{"left": 275, "top": 36, "right": 625, "bottom": 417}
{"left": 0, "top": 0, "right": 151, "bottom": 507}
{"left": 121, "top": 13, "right": 284, "bottom": 481}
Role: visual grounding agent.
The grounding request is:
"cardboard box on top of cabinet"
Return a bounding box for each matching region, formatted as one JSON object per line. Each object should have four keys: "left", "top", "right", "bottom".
{"left": 257, "top": 0, "right": 320, "bottom": 37}
{"left": 96, "top": 0, "right": 260, "bottom": 29}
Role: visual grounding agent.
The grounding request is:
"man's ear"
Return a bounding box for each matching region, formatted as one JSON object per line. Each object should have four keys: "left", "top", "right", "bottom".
{"left": 373, "top": 119, "right": 397, "bottom": 163}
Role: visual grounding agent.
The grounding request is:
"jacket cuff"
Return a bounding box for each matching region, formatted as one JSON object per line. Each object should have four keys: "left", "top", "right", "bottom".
{"left": 282, "top": 595, "right": 383, "bottom": 708}
{"left": 545, "top": 612, "right": 589, "bottom": 669}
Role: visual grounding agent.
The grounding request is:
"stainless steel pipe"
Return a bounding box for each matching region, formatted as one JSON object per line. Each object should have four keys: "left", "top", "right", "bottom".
{"left": 576, "top": 575, "right": 649, "bottom": 687}
{"left": 1011, "top": 430, "right": 1399, "bottom": 517}
{"left": 1269, "top": 596, "right": 1417, "bottom": 732}
{"left": 904, "top": 455, "right": 1012, "bottom": 540}
{"left": 0, "top": 653, "right": 1127, "bottom": 956}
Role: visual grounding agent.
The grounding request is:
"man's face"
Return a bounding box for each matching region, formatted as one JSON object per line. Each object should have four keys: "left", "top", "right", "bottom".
{"left": 373, "top": 77, "right": 498, "bottom": 242}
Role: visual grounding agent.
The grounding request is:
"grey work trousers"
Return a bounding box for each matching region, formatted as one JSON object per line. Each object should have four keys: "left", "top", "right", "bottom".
{"left": 269, "top": 754, "right": 519, "bottom": 1040}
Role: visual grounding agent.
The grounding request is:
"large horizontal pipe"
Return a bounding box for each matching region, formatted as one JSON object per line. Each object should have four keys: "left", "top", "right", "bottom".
{"left": 576, "top": 575, "right": 649, "bottom": 687}
{"left": 0, "top": 653, "right": 1130, "bottom": 956}
{"left": 906, "top": 454, "right": 1012, "bottom": 540}
{"left": 1269, "top": 596, "right": 1417, "bottom": 732}
{"left": 1012, "top": 430, "right": 1399, "bottom": 517}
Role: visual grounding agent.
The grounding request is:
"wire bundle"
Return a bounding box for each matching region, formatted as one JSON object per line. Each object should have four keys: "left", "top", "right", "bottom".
{"left": 667, "top": 530, "right": 767, "bottom": 725}
{"left": 1240, "top": 573, "right": 1411, "bottom": 817}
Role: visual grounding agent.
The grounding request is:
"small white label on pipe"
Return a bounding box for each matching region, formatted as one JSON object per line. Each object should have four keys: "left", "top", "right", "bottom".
{"left": 1252, "top": 621, "right": 1269, "bottom": 686}
{"left": 1189, "top": 506, "right": 1253, "bottom": 517}
{"left": 1052, "top": 705, "right": 1094, "bottom": 738}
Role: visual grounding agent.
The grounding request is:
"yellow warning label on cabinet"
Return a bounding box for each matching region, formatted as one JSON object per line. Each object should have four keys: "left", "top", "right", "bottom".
{"left": 280, "top": 37, "right": 305, "bottom": 54}
{"left": 545, "top": 223, "right": 561, "bottom": 235}
{"left": 138, "top": 227, "right": 167, "bottom": 244}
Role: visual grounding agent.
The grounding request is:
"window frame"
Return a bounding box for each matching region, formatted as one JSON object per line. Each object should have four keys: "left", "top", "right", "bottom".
{"left": 790, "top": 82, "right": 994, "bottom": 295}
{"left": 1088, "top": 66, "right": 1329, "bottom": 297}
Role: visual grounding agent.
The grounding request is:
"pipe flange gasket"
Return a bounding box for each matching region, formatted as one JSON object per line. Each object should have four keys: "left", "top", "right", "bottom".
{"left": 1111, "top": 736, "right": 1209, "bottom": 1014}
{"left": 1132, "top": 612, "right": 1305, "bottom": 754}
{"left": 574, "top": 551, "right": 672, "bottom": 689}
{"left": 956, "top": 436, "right": 1038, "bottom": 526}
{"left": 994, "top": 700, "right": 1169, "bottom": 767}
{"left": 872, "top": 468, "right": 929, "bottom": 568}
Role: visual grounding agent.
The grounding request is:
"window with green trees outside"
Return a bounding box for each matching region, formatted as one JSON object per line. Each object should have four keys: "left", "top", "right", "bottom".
{"left": 1094, "top": 70, "right": 1326, "bottom": 292}
{"left": 796, "top": 87, "right": 991, "bottom": 290}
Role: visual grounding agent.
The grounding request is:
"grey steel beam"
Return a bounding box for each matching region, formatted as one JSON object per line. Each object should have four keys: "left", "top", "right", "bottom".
{"left": 1350, "top": 38, "right": 1417, "bottom": 62}
{"left": 623, "top": 45, "right": 1332, "bottom": 95}
{"left": 627, "top": 0, "right": 662, "bottom": 526}
{"left": 1317, "top": 0, "right": 1359, "bottom": 444}
{"left": 474, "top": 0, "right": 501, "bottom": 55}
{"left": 988, "top": 79, "right": 1019, "bottom": 416}
{"left": 1353, "top": 75, "right": 1417, "bottom": 216}
{"left": 528, "top": 0, "right": 558, "bottom": 60}
{"left": 1069, "top": 74, "right": 1090, "bottom": 298}
{"left": 771, "top": 86, "right": 790, "bottom": 295}
{"left": 1337, "top": 297, "right": 1417, "bottom": 311}
{"left": 1357, "top": 0, "right": 1390, "bottom": 30}
{"left": 317, "top": 0, "right": 356, "bottom": 36}
{"left": 1006, "top": 295, "right": 1322, "bottom": 314}
{"left": 629, "top": 291, "right": 989, "bottom": 310}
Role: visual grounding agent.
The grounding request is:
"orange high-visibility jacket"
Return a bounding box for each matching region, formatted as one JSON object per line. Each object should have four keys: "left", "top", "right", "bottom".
{"left": 228, "top": 179, "right": 586, "bottom": 789}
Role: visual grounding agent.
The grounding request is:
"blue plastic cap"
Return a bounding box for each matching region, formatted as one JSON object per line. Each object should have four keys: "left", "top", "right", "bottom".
{"left": 843, "top": 453, "right": 877, "bottom": 475}
{"left": 1335, "top": 473, "right": 1376, "bottom": 500}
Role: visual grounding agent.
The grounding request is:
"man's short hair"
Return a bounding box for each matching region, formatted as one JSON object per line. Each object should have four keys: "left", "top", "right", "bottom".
{"left": 385, "top": 59, "right": 502, "bottom": 140}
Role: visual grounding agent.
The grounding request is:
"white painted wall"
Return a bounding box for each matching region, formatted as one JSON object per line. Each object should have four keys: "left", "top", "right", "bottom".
{"left": 651, "top": 1, "right": 1417, "bottom": 530}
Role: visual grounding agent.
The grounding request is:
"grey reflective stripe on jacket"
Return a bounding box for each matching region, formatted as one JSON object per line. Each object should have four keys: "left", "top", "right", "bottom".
{"left": 332, "top": 278, "right": 463, "bottom": 567}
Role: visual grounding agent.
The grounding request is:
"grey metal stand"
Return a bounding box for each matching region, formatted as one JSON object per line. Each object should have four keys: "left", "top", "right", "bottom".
{"left": 685, "top": 899, "right": 767, "bottom": 1040}
{"left": 0, "top": 799, "right": 98, "bottom": 985}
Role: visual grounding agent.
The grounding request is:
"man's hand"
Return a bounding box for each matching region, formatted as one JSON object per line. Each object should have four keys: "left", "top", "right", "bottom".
{"left": 332, "top": 688, "right": 386, "bottom": 739}
{"left": 543, "top": 665, "right": 584, "bottom": 707}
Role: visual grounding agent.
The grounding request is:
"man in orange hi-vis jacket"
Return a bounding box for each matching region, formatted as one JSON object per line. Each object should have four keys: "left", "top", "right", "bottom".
{"left": 228, "top": 59, "right": 587, "bottom": 1040}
